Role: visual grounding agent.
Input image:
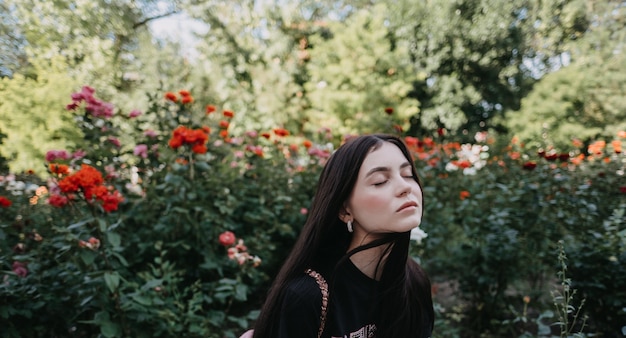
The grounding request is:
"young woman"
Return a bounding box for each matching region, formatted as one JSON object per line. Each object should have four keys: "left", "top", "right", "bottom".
{"left": 251, "top": 134, "right": 434, "bottom": 338}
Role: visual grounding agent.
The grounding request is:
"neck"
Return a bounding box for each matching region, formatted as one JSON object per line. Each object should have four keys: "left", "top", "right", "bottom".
{"left": 347, "top": 237, "right": 391, "bottom": 280}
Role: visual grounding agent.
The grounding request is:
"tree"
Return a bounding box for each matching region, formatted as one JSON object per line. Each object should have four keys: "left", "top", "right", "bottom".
{"left": 181, "top": 0, "right": 307, "bottom": 134}
{"left": 391, "top": 0, "right": 587, "bottom": 138}
{"left": 303, "top": 3, "right": 419, "bottom": 136}
{"left": 0, "top": 57, "right": 81, "bottom": 173}
{"left": 0, "top": 0, "right": 28, "bottom": 78}
{"left": 0, "top": 0, "right": 189, "bottom": 171}
{"left": 505, "top": 0, "right": 626, "bottom": 151}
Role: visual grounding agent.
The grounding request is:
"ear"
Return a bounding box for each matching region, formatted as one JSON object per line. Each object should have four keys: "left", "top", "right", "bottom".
{"left": 338, "top": 206, "right": 352, "bottom": 223}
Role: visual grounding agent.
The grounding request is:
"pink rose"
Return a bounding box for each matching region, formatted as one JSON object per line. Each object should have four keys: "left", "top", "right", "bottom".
{"left": 72, "top": 150, "right": 87, "bottom": 160}
{"left": 107, "top": 137, "right": 121, "bottom": 148}
{"left": 12, "top": 261, "right": 28, "bottom": 277}
{"left": 219, "top": 231, "right": 236, "bottom": 247}
{"left": 45, "top": 150, "right": 70, "bottom": 162}
{"left": 227, "top": 247, "right": 238, "bottom": 259}
{"left": 134, "top": 144, "right": 148, "bottom": 158}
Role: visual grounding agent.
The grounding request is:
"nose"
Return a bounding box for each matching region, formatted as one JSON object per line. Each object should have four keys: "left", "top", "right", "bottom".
{"left": 396, "top": 175, "right": 412, "bottom": 196}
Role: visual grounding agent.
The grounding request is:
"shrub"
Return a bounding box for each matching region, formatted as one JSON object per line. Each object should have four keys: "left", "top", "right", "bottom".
{"left": 417, "top": 133, "right": 625, "bottom": 337}
{"left": 0, "top": 87, "right": 323, "bottom": 337}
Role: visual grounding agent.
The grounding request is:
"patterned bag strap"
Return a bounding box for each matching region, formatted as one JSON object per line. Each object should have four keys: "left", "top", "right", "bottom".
{"left": 305, "top": 269, "right": 329, "bottom": 338}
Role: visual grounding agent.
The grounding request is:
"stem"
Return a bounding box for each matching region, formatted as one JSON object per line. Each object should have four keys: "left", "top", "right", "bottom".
{"left": 189, "top": 152, "right": 194, "bottom": 180}
{"left": 569, "top": 298, "right": 586, "bottom": 334}
{"left": 92, "top": 205, "right": 130, "bottom": 336}
{"left": 553, "top": 240, "right": 587, "bottom": 337}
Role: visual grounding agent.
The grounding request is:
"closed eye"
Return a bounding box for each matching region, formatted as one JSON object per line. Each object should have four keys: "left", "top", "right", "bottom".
{"left": 373, "top": 180, "right": 388, "bottom": 186}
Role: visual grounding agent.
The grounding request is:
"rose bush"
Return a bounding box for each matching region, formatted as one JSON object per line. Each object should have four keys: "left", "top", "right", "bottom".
{"left": 415, "top": 132, "right": 625, "bottom": 336}
{"left": 0, "top": 87, "right": 322, "bottom": 337}
{"left": 1, "top": 86, "right": 624, "bottom": 337}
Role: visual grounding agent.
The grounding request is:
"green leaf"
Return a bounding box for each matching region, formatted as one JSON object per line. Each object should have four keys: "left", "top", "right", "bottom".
{"left": 227, "top": 315, "right": 248, "bottom": 329}
{"left": 80, "top": 295, "right": 94, "bottom": 307}
{"left": 247, "top": 310, "right": 260, "bottom": 320}
{"left": 171, "top": 206, "right": 189, "bottom": 215}
{"left": 132, "top": 294, "right": 153, "bottom": 306}
{"left": 141, "top": 279, "right": 163, "bottom": 291}
{"left": 194, "top": 161, "right": 210, "bottom": 171}
{"left": 234, "top": 284, "right": 248, "bottom": 301}
{"left": 110, "top": 252, "right": 129, "bottom": 266}
{"left": 104, "top": 271, "right": 120, "bottom": 293}
{"left": 80, "top": 250, "right": 97, "bottom": 265}
{"left": 106, "top": 231, "right": 121, "bottom": 248}
{"left": 67, "top": 217, "right": 94, "bottom": 230}
{"left": 107, "top": 218, "right": 123, "bottom": 231}
{"left": 100, "top": 321, "right": 121, "bottom": 338}
{"left": 97, "top": 218, "right": 107, "bottom": 232}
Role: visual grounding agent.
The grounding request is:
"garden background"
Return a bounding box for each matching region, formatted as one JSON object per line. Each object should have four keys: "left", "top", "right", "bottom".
{"left": 0, "top": 0, "right": 625, "bottom": 337}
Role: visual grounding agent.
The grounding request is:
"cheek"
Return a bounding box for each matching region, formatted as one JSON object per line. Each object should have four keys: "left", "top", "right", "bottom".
{"left": 414, "top": 183, "right": 424, "bottom": 200}
{"left": 350, "top": 190, "right": 388, "bottom": 217}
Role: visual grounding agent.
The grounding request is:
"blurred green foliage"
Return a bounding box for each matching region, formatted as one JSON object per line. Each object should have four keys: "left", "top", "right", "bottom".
{"left": 1, "top": 0, "right": 624, "bottom": 171}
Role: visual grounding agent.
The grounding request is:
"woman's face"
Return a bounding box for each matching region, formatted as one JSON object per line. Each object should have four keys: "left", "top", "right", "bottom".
{"left": 343, "top": 141, "right": 423, "bottom": 237}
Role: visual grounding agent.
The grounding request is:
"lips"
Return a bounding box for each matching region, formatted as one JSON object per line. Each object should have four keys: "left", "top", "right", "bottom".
{"left": 396, "top": 201, "right": 418, "bottom": 212}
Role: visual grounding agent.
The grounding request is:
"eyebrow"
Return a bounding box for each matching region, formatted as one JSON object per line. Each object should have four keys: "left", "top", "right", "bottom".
{"left": 364, "top": 162, "right": 412, "bottom": 178}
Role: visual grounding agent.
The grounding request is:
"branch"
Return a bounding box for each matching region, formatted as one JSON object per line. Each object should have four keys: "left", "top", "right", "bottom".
{"left": 133, "top": 10, "right": 181, "bottom": 29}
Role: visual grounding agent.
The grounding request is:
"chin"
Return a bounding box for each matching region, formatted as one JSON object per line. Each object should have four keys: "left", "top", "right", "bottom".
{"left": 397, "top": 221, "right": 421, "bottom": 233}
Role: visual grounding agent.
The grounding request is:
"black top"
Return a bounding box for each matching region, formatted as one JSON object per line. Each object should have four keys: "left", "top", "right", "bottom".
{"left": 277, "top": 259, "right": 378, "bottom": 338}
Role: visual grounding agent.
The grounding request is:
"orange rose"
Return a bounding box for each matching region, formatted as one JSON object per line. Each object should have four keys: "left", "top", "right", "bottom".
{"left": 459, "top": 191, "right": 470, "bottom": 200}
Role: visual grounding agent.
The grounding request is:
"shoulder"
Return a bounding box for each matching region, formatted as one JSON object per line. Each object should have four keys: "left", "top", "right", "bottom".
{"left": 407, "top": 258, "right": 429, "bottom": 281}
{"left": 275, "top": 272, "right": 325, "bottom": 337}
{"left": 282, "top": 273, "right": 324, "bottom": 309}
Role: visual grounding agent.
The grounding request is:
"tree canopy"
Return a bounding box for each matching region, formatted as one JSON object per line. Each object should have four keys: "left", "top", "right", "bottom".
{"left": 0, "top": 0, "right": 624, "bottom": 171}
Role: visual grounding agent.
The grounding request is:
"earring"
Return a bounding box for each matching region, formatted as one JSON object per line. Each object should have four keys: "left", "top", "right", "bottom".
{"left": 346, "top": 220, "right": 353, "bottom": 233}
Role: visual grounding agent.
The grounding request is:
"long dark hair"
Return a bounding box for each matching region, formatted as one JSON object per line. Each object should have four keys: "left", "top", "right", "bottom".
{"left": 253, "top": 134, "right": 434, "bottom": 337}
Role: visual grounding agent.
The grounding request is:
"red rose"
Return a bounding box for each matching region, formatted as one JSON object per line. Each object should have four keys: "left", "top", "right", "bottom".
{"left": 0, "top": 196, "right": 11, "bottom": 208}
{"left": 404, "top": 136, "right": 418, "bottom": 147}
{"left": 273, "top": 128, "right": 290, "bottom": 137}
{"left": 219, "top": 231, "right": 236, "bottom": 247}
{"left": 192, "top": 144, "right": 207, "bottom": 154}
{"left": 544, "top": 152, "right": 558, "bottom": 161}
{"left": 164, "top": 92, "right": 178, "bottom": 102}
{"left": 181, "top": 95, "right": 194, "bottom": 104}
{"left": 48, "top": 194, "right": 69, "bottom": 208}
{"left": 522, "top": 161, "right": 537, "bottom": 170}
{"left": 49, "top": 163, "right": 70, "bottom": 175}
